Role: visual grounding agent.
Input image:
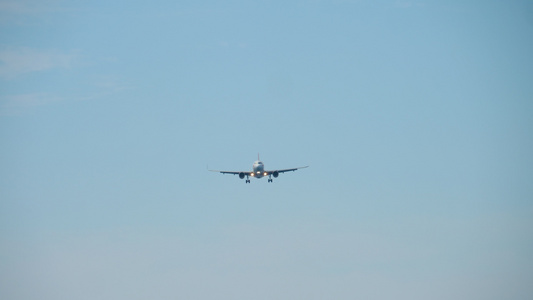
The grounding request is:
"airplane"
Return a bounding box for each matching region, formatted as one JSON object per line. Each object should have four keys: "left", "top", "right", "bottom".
{"left": 209, "top": 154, "right": 308, "bottom": 183}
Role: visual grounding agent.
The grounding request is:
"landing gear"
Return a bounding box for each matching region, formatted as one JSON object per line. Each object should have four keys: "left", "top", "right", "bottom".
{"left": 246, "top": 179, "right": 250, "bottom": 183}
{"left": 268, "top": 174, "right": 273, "bottom": 183}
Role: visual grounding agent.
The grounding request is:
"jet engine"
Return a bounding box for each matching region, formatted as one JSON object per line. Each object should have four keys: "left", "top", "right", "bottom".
{"left": 239, "top": 172, "right": 246, "bottom": 179}
{"left": 273, "top": 171, "right": 279, "bottom": 178}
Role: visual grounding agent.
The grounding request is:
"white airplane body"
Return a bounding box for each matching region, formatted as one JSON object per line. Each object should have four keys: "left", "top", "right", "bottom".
{"left": 210, "top": 155, "right": 308, "bottom": 183}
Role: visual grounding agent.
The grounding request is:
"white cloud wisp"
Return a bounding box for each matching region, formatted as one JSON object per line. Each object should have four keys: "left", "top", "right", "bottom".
{"left": 0, "top": 47, "right": 77, "bottom": 78}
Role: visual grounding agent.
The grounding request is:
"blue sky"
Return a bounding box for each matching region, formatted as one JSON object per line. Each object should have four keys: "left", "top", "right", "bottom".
{"left": 1, "top": 0, "right": 532, "bottom": 299}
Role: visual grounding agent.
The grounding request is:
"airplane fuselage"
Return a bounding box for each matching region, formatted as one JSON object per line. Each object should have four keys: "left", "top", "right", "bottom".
{"left": 251, "top": 160, "right": 266, "bottom": 178}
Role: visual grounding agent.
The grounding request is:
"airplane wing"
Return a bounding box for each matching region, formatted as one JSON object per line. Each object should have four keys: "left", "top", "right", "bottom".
{"left": 208, "top": 170, "right": 249, "bottom": 175}
{"left": 265, "top": 166, "right": 309, "bottom": 174}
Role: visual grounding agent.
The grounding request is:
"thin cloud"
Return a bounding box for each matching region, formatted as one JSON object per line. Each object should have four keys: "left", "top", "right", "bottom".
{"left": 0, "top": 0, "right": 67, "bottom": 25}
{"left": 0, "top": 0, "right": 38, "bottom": 15}
{"left": 0, "top": 93, "right": 63, "bottom": 115}
{"left": 0, "top": 47, "right": 77, "bottom": 78}
{"left": 0, "top": 0, "right": 65, "bottom": 15}
{"left": 0, "top": 76, "right": 134, "bottom": 115}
